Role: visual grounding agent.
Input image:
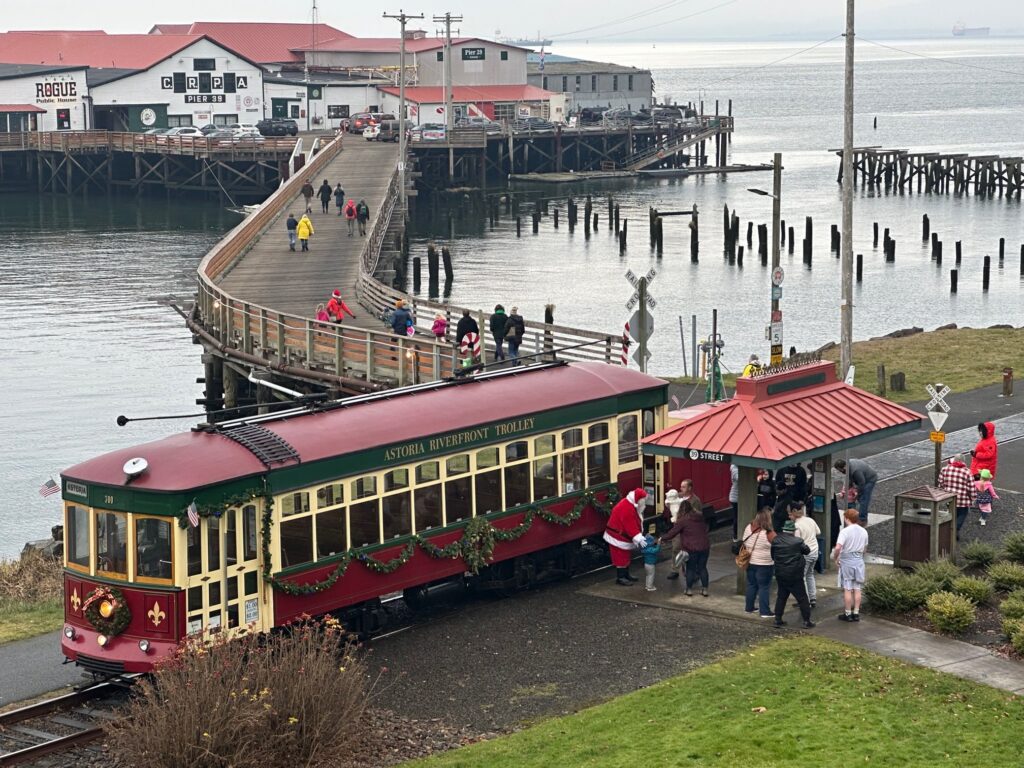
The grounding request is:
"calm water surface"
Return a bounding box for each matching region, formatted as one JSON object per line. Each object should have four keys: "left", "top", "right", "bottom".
{"left": 0, "top": 196, "right": 234, "bottom": 556}
{"left": 407, "top": 38, "right": 1024, "bottom": 373}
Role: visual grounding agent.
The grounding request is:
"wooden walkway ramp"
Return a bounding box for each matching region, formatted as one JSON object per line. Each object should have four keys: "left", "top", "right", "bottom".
{"left": 218, "top": 139, "right": 400, "bottom": 324}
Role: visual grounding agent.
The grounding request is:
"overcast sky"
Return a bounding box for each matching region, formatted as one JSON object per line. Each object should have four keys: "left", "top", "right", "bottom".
{"left": 3, "top": 0, "right": 1020, "bottom": 40}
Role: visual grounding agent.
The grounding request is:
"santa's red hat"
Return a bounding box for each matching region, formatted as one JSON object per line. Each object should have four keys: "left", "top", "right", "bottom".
{"left": 633, "top": 488, "right": 648, "bottom": 501}
{"left": 331, "top": 289, "right": 341, "bottom": 300}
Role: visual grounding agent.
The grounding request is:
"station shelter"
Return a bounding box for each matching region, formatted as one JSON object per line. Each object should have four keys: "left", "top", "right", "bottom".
{"left": 641, "top": 360, "right": 922, "bottom": 592}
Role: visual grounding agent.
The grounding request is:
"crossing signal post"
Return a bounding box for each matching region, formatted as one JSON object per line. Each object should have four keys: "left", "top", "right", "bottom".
{"left": 625, "top": 268, "right": 656, "bottom": 373}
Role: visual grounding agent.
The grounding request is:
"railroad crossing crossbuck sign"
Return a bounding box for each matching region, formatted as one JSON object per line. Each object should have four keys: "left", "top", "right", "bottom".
{"left": 624, "top": 268, "right": 657, "bottom": 312}
{"left": 925, "top": 383, "right": 951, "bottom": 433}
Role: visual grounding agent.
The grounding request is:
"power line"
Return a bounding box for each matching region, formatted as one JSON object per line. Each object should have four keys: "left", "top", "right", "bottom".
{"left": 549, "top": 0, "right": 695, "bottom": 39}
{"left": 584, "top": 0, "right": 739, "bottom": 41}
{"left": 699, "top": 34, "right": 844, "bottom": 88}
{"left": 858, "top": 37, "right": 1024, "bottom": 79}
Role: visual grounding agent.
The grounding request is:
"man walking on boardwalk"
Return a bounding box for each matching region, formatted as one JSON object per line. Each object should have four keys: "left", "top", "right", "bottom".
{"left": 356, "top": 199, "right": 371, "bottom": 236}
{"left": 301, "top": 179, "right": 315, "bottom": 213}
{"left": 285, "top": 213, "right": 298, "bottom": 252}
{"left": 317, "top": 179, "right": 333, "bottom": 214}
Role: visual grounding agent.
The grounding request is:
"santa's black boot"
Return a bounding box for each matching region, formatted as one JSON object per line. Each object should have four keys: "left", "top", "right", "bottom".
{"left": 615, "top": 568, "right": 632, "bottom": 586}
{"left": 624, "top": 567, "right": 639, "bottom": 583}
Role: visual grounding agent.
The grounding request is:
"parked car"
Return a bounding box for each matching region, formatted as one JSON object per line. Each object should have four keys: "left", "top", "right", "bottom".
{"left": 374, "top": 119, "right": 415, "bottom": 142}
{"left": 198, "top": 123, "right": 220, "bottom": 135}
{"left": 165, "top": 126, "right": 203, "bottom": 137}
{"left": 511, "top": 117, "right": 555, "bottom": 132}
{"left": 348, "top": 112, "right": 395, "bottom": 133}
{"left": 410, "top": 123, "right": 447, "bottom": 142}
{"left": 142, "top": 128, "right": 171, "bottom": 135}
{"left": 256, "top": 118, "right": 299, "bottom": 137}
{"left": 231, "top": 127, "right": 264, "bottom": 141}
{"left": 224, "top": 123, "right": 259, "bottom": 132}
{"left": 455, "top": 116, "right": 502, "bottom": 134}
{"left": 362, "top": 124, "right": 381, "bottom": 141}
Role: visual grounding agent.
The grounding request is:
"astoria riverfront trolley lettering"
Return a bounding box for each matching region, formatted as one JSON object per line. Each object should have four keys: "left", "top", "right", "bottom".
{"left": 382, "top": 417, "right": 537, "bottom": 462}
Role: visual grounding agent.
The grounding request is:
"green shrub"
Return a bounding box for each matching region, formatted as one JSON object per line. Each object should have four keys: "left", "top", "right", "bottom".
{"left": 987, "top": 561, "right": 1024, "bottom": 592}
{"left": 951, "top": 576, "right": 994, "bottom": 606}
{"left": 961, "top": 539, "right": 999, "bottom": 569}
{"left": 864, "top": 572, "right": 933, "bottom": 612}
{"left": 1002, "top": 618, "right": 1024, "bottom": 654}
{"left": 1000, "top": 590, "right": 1024, "bottom": 621}
{"left": 1002, "top": 533, "right": 1024, "bottom": 565}
{"left": 913, "top": 558, "right": 962, "bottom": 591}
{"left": 925, "top": 591, "right": 976, "bottom": 635}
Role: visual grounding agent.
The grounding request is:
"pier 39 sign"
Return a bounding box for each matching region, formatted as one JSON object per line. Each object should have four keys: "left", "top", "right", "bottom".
{"left": 382, "top": 417, "right": 537, "bottom": 462}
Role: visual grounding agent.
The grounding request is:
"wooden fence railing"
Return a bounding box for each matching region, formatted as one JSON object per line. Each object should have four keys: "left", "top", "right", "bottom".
{"left": 0, "top": 130, "right": 297, "bottom": 157}
{"left": 195, "top": 132, "right": 621, "bottom": 392}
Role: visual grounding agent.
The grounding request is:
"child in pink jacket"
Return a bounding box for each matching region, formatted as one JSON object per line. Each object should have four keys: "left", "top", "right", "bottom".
{"left": 974, "top": 469, "right": 999, "bottom": 526}
{"left": 431, "top": 314, "right": 448, "bottom": 341}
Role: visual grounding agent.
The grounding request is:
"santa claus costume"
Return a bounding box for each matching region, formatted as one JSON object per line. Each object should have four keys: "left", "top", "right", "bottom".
{"left": 603, "top": 488, "right": 649, "bottom": 585}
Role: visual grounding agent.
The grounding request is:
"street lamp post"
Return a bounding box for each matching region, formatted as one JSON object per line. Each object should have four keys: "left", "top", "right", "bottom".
{"left": 747, "top": 151, "right": 783, "bottom": 365}
{"left": 840, "top": 0, "right": 855, "bottom": 379}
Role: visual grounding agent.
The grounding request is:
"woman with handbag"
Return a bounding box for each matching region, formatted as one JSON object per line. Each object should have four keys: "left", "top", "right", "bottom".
{"left": 741, "top": 509, "right": 776, "bottom": 617}
{"left": 659, "top": 499, "right": 714, "bottom": 596}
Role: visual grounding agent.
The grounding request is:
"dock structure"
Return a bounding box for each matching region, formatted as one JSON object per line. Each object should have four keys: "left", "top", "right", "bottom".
{"left": 411, "top": 116, "right": 734, "bottom": 190}
{"left": 0, "top": 131, "right": 304, "bottom": 197}
{"left": 832, "top": 146, "right": 1023, "bottom": 197}
{"left": 192, "top": 136, "right": 619, "bottom": 406}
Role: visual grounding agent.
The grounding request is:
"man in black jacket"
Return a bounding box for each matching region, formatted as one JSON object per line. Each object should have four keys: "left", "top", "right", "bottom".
{"left": 455, "top": 310, "right": 479, "bottom": 355}
{"left": 770, "top": 520, "right": 815, "bottom": 629}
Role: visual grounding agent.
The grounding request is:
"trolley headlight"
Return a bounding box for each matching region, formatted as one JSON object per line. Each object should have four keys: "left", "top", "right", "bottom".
{"left": 98, "top": 600, "right": 114, "bottom": 619}
{"left": 63, "top": 625, "right": 76, "bottom": 640}
{"left": 138, "top": 639, "right": 151, "bottom": 653}
{"left": 97, "top": 634, "right": 108, "bottom": 647}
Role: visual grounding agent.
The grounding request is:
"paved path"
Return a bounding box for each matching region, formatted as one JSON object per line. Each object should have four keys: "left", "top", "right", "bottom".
{"left": 218, "top": 138, "right": 399, "bottom": 322}
{"left": 0, "top": 632, "right": 84, "bottom": 708}
{"left": 581, "top": 542, "right": 1024, "bottom": 695}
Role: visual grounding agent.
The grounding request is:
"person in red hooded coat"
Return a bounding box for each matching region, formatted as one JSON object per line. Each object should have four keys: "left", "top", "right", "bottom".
{"left": 603, "top": 488, "right": 648, "bottom": 585}
{"left": 970, "top": 421, "right": 997, "bottom": 479}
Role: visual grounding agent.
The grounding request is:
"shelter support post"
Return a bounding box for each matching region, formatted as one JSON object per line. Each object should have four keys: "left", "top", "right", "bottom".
{"left": 735, "top": 466, "right": 758, "bottom": 595}
{"left": 811, "top": 454, "right": 834, "bottom": 572}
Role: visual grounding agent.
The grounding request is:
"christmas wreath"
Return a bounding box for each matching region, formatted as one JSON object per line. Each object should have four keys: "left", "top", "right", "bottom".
{"left": 82, "top": 586, "right": 132, "bottom": 637}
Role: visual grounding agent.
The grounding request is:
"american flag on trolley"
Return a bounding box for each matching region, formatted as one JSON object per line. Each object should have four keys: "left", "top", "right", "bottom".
{"left": 186, "top": 501, "right": 200, "bottom": 528}
{"left": 39, "top": 478, "right": 60, "bottom": 498}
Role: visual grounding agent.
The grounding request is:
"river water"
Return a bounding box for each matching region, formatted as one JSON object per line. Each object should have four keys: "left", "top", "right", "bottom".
{"left": 3, "top": 37, "right": 1023, "bottom": 557}
{"left": 406, "top": 37, "right": 1024, "bottom": 373}
{"left": 0, "top": 196, "right": 234, "bottom": 557}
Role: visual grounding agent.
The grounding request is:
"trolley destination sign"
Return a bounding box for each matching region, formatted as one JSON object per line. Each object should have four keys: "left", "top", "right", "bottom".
{"left": 382, "top": 416, "right": 537, "bottom": 461}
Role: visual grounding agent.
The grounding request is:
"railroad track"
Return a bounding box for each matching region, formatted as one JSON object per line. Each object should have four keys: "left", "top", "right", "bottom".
{"left": 0, "top": 678, "right": 136, "bottom": 766}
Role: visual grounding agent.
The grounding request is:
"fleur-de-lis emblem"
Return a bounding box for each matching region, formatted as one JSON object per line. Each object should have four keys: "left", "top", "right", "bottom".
{"left": 70, "top": 589, "right": 81, "bottom": 611}
{"left": 147, "top": 601, "right": 166, "bottom": 628}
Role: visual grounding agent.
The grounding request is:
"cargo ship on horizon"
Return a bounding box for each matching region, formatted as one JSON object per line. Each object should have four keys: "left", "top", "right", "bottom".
{"left": 952, "top": 23, "right": 990, "bottom": 37}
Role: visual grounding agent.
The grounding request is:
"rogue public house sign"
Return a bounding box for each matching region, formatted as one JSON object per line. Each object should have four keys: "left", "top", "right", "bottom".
{"left": 35, "top": 80, "right": 78, "bottom": 104}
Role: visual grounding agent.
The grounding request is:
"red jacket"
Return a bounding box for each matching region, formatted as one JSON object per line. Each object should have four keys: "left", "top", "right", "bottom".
{"left": 970, "top": 421, "right": 997, "bottom": 477}
{"left": 327, "top": 297, "right": 355, "bottom": 321}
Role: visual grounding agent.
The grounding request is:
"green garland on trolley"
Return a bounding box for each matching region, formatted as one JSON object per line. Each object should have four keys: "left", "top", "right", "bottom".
{"left": 176, "top": 488, "right": 262, "bottom": 529}
{"left": 82, "top": 586, "right": 132, "bottom": 637}
{"left": 262, "top": 487, "right": 620, "bottom": 596}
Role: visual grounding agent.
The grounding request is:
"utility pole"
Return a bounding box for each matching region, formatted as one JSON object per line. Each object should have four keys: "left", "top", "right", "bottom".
{"left": 770, "top": 152, "right": 782, "bottom": 364}
{"left": 384, "top": 9, "right": 424, "bottom": 221}
{"left": 840, "top": 0, "right": 855, "bottom": 380}
{"left": 433, "top": 12, "right": 462, "bottom": 179}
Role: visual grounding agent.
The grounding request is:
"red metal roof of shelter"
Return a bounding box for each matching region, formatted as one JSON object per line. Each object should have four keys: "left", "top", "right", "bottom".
{"left": 643, "top": 361, "right": 922, "bottom": 469}
{"left": 64, "top": 362, "right": 665, "bottom": 493}
{"left": 0, "top": 104, "right": 46, "bottom": 113}
{"left": 378, "top": 85, "right": 554, "bottom": 104}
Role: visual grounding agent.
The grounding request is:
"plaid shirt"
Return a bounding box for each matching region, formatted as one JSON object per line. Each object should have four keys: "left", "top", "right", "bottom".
{"left": 938, "top": 463, "right": 975, "bottom": 508}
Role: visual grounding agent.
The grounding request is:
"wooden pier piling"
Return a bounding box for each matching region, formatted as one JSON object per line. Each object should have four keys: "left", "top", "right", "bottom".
{"left": 950, "top": 269, "right": 958, "bottom": 293}
{"left": 413, "top": 256, "right": 421, "bottom": 291}
{"left": 788, "top": 226, "right": 794, "bottom": 254}
{"left": 935, "top": 240, "right": 942, "bottom": 265}
{"left": 856, "top": 253, "right": 863, "bottom": 282}
{"left": 532, "top": 211, "right": 540, "bottom": 234}
{"left": 614, "top": 205, "right": 620, "bottom": 235}
{"left": 690, "top": 204, "right": 699, "bottom": 262}
{"left": 737, "top": 245, "right": 744, "bottom": 266}
{"left": 619, "top": 220, "right": 628, "bottom": 254}
{"left": 553, "top": 209, "right": 559, "bottom": 228}
{"left": 873, "top": 222, "right": 879, "bottom": 248}
{"left": 607, "top": 196, "right": 614, "bottom": 230}
{"left": 955, "top": 240, "right": 962, "bottom": 265}
{"left": 830, "top": 224, "right": 839, "bottom": 252}
{"left": 442, "top": 247, "right": 454, "bottom": 282}
{"left": 805, "top": 217, "right": 813, "bottom": 253}
{"left": 516, "top": 216, "right": 522, "bottom": 237}
{"left": 999, "top": 237, "right": 1005, "bottom": 265}
{"left": 922, "top": 214, "right": 930, "bottom": 241}
{"left": 427, "top": 244, "right": 440, "bottom": 283}
{"left": 656, "top": 217, "right": 664, "bottom": 256}
{"left": 746, "top": 221, "right": 753, "bottom": 247}
{"left": 983, "top": 256, "right": 991, "bottom": 290}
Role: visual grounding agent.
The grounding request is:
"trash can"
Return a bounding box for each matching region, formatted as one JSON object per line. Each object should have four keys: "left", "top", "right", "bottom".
{"left": 893, "top": 486, "right": 957, "bottom": 568}
{"left": 1003, "top": 367, "right": 1014, "bottom": 398}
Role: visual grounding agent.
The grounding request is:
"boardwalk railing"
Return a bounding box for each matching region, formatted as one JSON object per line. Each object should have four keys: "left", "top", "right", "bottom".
{"left": 195, "top": 133, "right": 621, "bottom": 392}
{"left": 0, "top": 130, "right": 297, "bottom": 157}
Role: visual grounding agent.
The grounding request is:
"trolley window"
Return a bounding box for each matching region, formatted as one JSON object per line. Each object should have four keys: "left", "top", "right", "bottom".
{"left": 349, "top": 499, "right": 380, "bottom": 548}
{"left": 447, "top": 454, "right": 470, "bottom": 476}
{"left": 280, "top": 516, "right": 313, "bottom": 568}
{"left": 352, "top": 476, "right": 378, "bottom": 500}
{"left": 589, "top": 422, "right": 609, "bottom": 443}
{"left": 225, "top": 509, "right": 238, "bottom": 566}
{"left": 643, "top": 408, "right": 656, "bottom": 437}
{"left": 414, "top": 484, "right": 443, "bottom": 531}
{"left": 382, "top": 492, "right": 412, "bottom": 539}
{"left": 445, "top": 475, "right": 472, "bottom": 522}
{"left": 135, "top": 517, "right": 172, "bottom": 581}
{"left": 475, "top": 469, "right": 502, "bottom": 515}
{"left": 504, "top": 462, "right": 531, "bottom": 507}
{"left": 562, "top": 428, "right": 583, "bottom": 449}
{"left": 242, "top": 505, "right": 258, "bottom": 561}
{"left": 561, "top": 429, "right": 585, "bottom": 494}
{"left": 416, "top": 461, "right": 440, "bottom": 484}
{"left": 95, "top": 511, "right": 127, "bottom": 577}
{"left": 506, "top": 441, "right": 529, "bottom": 462}
{"left": 317, "top": 482, "right": 344, "bottom": 508}
{"left": 187, "top": 525, "right": 203, "bottom": 576}
{"left": 207, "top": 516, "right": 221, "bottom": 572}
{"left": 66, "top": 504, "right": 89, "bottom": 569}
{"left": 476, "top": 447, "right": 499, "bottom": 470}
{"left": 384, "top": 469, "right": 409, "bottom": 492}
{"left": 618, "top": 414, "right": 639, "bottom": 463}
{"left": 534, "top": 434, "right": 555, "bottom": 456}
{"left": 533, "top": 457, "right": 557, "bottom": 500}
{"left": 316, "top": 510, "right": 347, "bottom": 558}
{"left": 587, "top": 443, "right": 611, "bottom": 486}
{"left": 281, "top": 492, "right": 310, "bottom": 517}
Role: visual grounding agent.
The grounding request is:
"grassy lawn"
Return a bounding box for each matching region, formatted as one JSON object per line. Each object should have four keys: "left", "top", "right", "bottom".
{"left": 412, "top": 636, "right": 1024, "bottom": 767}
{"left": 821, "top": 327, "right": 1024, "bottom": 403}
{"left": 0, "top": 597, "right": 63, "bottom": 644}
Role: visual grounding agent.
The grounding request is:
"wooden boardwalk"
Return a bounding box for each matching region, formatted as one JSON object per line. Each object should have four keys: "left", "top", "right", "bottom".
{"left": 218, "top": 139, "right": 400, "bottom": 325}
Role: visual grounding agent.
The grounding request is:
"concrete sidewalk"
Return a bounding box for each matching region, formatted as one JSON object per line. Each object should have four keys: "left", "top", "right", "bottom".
{"left": 580, "top": 542, "right": 1024, "bottom": 695}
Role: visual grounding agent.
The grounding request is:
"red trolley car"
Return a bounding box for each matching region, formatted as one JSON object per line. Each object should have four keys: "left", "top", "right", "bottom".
{"left": 60, "top": 361, "right": 682, "bottom": 673}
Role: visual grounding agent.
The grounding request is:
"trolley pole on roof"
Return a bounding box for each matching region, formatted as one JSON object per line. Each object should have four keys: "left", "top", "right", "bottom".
{"left": 384, "top": 9, "right": 425, "bottom": 220}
